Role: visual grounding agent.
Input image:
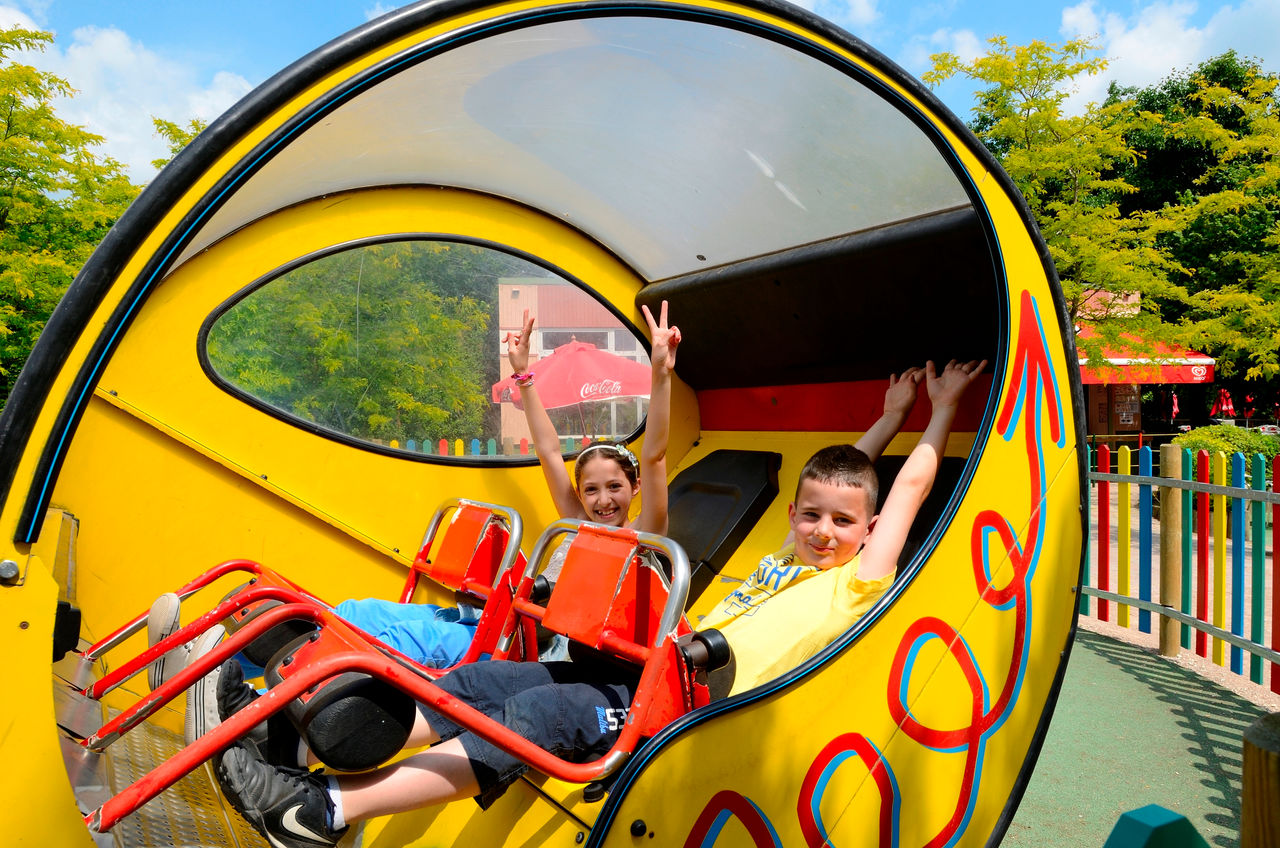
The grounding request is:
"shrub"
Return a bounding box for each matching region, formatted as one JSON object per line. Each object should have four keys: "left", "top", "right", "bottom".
{"left": 1172, "top": 425, "right": 1280, "bottom": 483}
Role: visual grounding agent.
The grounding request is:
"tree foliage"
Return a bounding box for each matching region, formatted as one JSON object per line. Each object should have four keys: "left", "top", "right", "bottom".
{"left": 0, "top": 27, "right": 139, "bottom": 404}
{"left": 150, "top": 117, "right": 207, "bottom": 170}
{"left": 928, "top": 40, "right": 1280, "bottom": 417}
{"left": 925, "top": 38, "right": 1186, "bottom": 364}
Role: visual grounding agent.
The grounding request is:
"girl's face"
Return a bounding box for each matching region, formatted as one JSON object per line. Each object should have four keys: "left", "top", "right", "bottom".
{"left": 576, "top": 455, "right": 640, "bottom": 526}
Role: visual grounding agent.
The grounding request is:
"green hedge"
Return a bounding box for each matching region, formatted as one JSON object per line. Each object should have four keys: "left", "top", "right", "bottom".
{"left": 1172, "top": 425, "right": 1280, "bottom": 480}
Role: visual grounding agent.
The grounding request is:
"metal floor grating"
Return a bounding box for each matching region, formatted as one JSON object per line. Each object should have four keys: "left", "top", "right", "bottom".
{"left": 55, "top": 653, "right": 270, "bottom": 848}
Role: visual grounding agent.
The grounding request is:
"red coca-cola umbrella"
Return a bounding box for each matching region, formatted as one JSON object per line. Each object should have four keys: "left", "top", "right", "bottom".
{"left": 491, "top": 340, "right": 651, "bottom": 410}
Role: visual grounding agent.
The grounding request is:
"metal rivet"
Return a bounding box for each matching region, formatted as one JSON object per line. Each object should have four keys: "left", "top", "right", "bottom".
{"left": 630, "top": 820, "right": 646, "bottom": 837}
{"left": 0, "top": 560, "right": 19, "bottom": 580}
{"left": 575, "top": 834, "right": 585, "bottom": 844}
{"left": 19, "top": 621, "right": 29, "bottom": 630}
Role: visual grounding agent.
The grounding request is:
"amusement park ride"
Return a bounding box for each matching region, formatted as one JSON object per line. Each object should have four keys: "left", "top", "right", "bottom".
{"left": 0, "top": 0, "right": 1085, "bottom": 845}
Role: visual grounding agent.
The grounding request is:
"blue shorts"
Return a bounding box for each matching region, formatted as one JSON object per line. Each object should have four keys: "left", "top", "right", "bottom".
{"left": 423, "top": 659, "right": 638, "bottom": 808}
{"left": 333, "top": 598, "right": 477, "bottom": 669}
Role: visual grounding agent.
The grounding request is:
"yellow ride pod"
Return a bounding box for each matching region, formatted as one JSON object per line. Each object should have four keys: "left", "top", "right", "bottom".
{"left": 0, "top": 0, "right": 1084, "bottom": 846}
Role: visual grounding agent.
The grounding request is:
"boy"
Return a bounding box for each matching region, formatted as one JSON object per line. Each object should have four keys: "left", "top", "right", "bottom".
{"left": 215, "top": 359, "right": 985, "bottom": 848}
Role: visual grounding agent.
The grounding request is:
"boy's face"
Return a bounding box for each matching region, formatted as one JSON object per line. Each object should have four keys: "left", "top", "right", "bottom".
{"left": 788, "top": 478, "right": 874, "bottom": 570}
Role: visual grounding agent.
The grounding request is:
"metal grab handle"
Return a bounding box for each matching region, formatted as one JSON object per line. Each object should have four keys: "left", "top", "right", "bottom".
{"left": 415, "top": 497, "right": 525, "bottom": 590}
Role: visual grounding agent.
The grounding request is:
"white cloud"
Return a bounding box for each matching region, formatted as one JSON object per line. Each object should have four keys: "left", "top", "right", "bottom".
{"left": 811, "top": 0, "right": 879, "bottom": 28}
{"left": 364, "top": 3, "right": 397, "bottom": 22}
{"left": 1059, "top": 0, "right": 1279, "bottom": 113}
{"left": 14, "top": 23, "right": 251, "bottom": 183}
{"left": 844, "top": 0, "right": 879, "bottom": 26}
{"left": 901, "top": 27, "right": 984, "bottom": 74}
{"left": 1201, "top": 0, "right": 1280, "bottom": 69}
{"left": 0, "top": 4, "right": 37, "bottom": 29}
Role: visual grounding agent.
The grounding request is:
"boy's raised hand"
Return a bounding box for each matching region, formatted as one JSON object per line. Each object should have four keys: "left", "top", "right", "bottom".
{"left": 504, "top": 309, "right": 535, "bottom": 374}
{"left": 883, "top": 367, "right": 924, "bottom": 417}
{"left": 926, "top": 359, "right": 988, "bottom": 408}
{"left": 642, "top": 300, "right": 681, "bottom": 375}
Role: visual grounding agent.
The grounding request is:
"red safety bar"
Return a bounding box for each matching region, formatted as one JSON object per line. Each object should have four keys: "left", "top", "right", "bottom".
{"left": 81, "top": 498, "right": 530, "bottom": 699}
{"left": 84, "top": 519, "right": 706, "bottom": 835}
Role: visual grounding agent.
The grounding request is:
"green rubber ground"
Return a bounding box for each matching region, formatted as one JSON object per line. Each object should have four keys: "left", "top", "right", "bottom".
{"left": 1004, "top": 629, "right": 1265, "bottom": 847}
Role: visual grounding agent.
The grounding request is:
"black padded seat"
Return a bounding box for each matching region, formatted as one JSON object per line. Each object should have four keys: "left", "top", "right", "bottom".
{"left": 665, "top": 450, "right": 781, "bottom": 605}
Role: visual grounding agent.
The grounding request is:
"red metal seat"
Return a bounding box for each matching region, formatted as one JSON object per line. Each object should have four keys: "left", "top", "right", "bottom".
{"left": 83, "top": 518, "right": 714, "bottom": 836}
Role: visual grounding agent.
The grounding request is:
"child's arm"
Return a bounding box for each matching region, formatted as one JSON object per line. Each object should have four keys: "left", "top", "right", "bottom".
{"left": 506, "top": 310, "right": 582, "bottom": 520}
{"left": 857, "top": 359, "right": 987, "bottom": 580}
{"left": 854, "top": 367, "right": 924, "bottom": 462}
{"left": 634, "top": 301, "right": 681, "bottom": 535}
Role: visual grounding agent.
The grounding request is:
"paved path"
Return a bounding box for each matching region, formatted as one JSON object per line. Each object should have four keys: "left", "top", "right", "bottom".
{"left": 1005, "top": 629, "right": 1268, "bottom": 847}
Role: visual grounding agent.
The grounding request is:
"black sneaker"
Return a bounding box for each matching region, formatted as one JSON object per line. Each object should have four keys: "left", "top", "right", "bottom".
{"left": 218, "top": 658, "right": 304, "bottom": 767}
{"left": 217, "top": 659, "right": 260, "bottom": 720}
{"left": 217, "top": 742, "right": 347, "bottom": 848}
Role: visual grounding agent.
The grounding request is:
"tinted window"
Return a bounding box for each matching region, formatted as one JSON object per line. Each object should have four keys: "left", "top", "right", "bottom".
{"left": 206, "top": 241, "right": 650, "bottom": 458}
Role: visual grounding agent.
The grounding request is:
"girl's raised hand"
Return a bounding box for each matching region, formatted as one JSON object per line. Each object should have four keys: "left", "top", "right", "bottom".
{"left": 504, "top": 309, "right": 535, "bottom": 374}
{"left": 642, "top": 301, "right": 681, "bottom": 375}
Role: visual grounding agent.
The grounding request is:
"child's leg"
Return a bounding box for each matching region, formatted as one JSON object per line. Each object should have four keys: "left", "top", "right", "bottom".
{"left": 336, "top": 737, "right": 481, "bottom": 822}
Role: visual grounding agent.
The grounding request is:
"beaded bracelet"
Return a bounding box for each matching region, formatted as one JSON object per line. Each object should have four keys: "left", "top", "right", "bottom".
{"left": 513, "top": 371, "right": 535, "bottom": 387}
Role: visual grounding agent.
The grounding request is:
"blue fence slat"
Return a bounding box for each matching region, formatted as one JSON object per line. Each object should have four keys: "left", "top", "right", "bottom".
{"left": 1138, "top": 446, "right": 1153, "bottom": 633}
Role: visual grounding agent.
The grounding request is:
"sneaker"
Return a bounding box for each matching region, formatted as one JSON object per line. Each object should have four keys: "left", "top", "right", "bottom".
{"left": 217, "top": 742, "right": 347, "bottom": 848}
{"left": 217, "top": 657, "right": 259, "bottom": 720}
{"left": 218, "top": 657, "right": 302, "bottom": 765}
{"left": 146, "top": 593, "right": 189, "bottom": 691}
{"left": 184, "top": 624, "right": 226, "bottom": 745}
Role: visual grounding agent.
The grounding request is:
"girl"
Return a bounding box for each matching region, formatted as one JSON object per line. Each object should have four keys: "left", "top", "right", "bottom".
{"left": 504, "top": 300, "right": 680, "bottom": 536}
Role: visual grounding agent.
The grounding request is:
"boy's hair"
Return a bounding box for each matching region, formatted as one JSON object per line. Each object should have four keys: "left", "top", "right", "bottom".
{"left": 573, "top": 440, "right": 640, "bottom": 488}
{"left": 796, "top": 444, "right": 878, "bottom": 512}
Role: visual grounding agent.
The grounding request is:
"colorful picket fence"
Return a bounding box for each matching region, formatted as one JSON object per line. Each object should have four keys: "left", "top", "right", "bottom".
{"left": 382, "top": 435, "right": 593, "bottom": 456}
{"left": 1081, "top": 444, "right": 1280, "bottom": 693}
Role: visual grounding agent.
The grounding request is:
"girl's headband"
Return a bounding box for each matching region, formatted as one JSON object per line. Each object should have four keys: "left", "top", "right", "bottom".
{"left": 577, "top": 443, "right": 638, "bottom": 471}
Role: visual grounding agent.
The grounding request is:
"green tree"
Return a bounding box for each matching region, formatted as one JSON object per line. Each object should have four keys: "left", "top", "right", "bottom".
{"left": 925, "top": 38, "right": 1189, "bottom": 368}
{"left": 0, "top": 27, "right": 139, "bottom": 404}
{"left": 1106, "top": 54, "right": 1280, "bottom": 415}
{"left": 206, "top": 240, "right": 539, "bottom": 446}
{"left": 151, "top": 117, "right": 207, "bottom": 170}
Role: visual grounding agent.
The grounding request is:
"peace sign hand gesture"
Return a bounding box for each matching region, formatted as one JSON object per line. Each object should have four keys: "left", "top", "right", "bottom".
{"left": 642, "top": 300, "right": 681, "bottom": 376}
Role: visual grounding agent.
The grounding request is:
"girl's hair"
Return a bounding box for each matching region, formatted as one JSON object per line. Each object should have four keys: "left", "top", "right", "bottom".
{"left": 797, "top": 444, "right": 879, "bottom": 511}
{"left": 573, "top": 440, "right": 640, "bottom": 488}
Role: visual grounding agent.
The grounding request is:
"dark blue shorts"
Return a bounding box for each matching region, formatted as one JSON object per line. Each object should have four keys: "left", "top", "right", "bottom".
{"left": 422, "top": 659, "right": 637, "bottom": 808}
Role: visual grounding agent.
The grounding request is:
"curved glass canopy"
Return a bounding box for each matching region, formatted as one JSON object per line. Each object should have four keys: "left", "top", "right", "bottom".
{"left": 177, "top": 15, "right": 969, "bottom": 280}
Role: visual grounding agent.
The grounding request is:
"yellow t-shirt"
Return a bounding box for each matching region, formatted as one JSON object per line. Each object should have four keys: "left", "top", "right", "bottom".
{"left": 700, "top": 544, "right": 895, "bottom": 695}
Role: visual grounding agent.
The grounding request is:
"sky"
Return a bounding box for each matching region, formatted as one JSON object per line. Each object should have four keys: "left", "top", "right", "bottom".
{"left": 0, "top": 0, "right": 1276, "bottom": 182}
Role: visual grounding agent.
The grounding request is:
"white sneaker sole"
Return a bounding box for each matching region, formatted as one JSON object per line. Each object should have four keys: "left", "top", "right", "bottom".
{"left": 146, "top": 592, "right": 187, "bottom": 691}
{"left": 184, "top": 624, "right": 227, "bottom": 745}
